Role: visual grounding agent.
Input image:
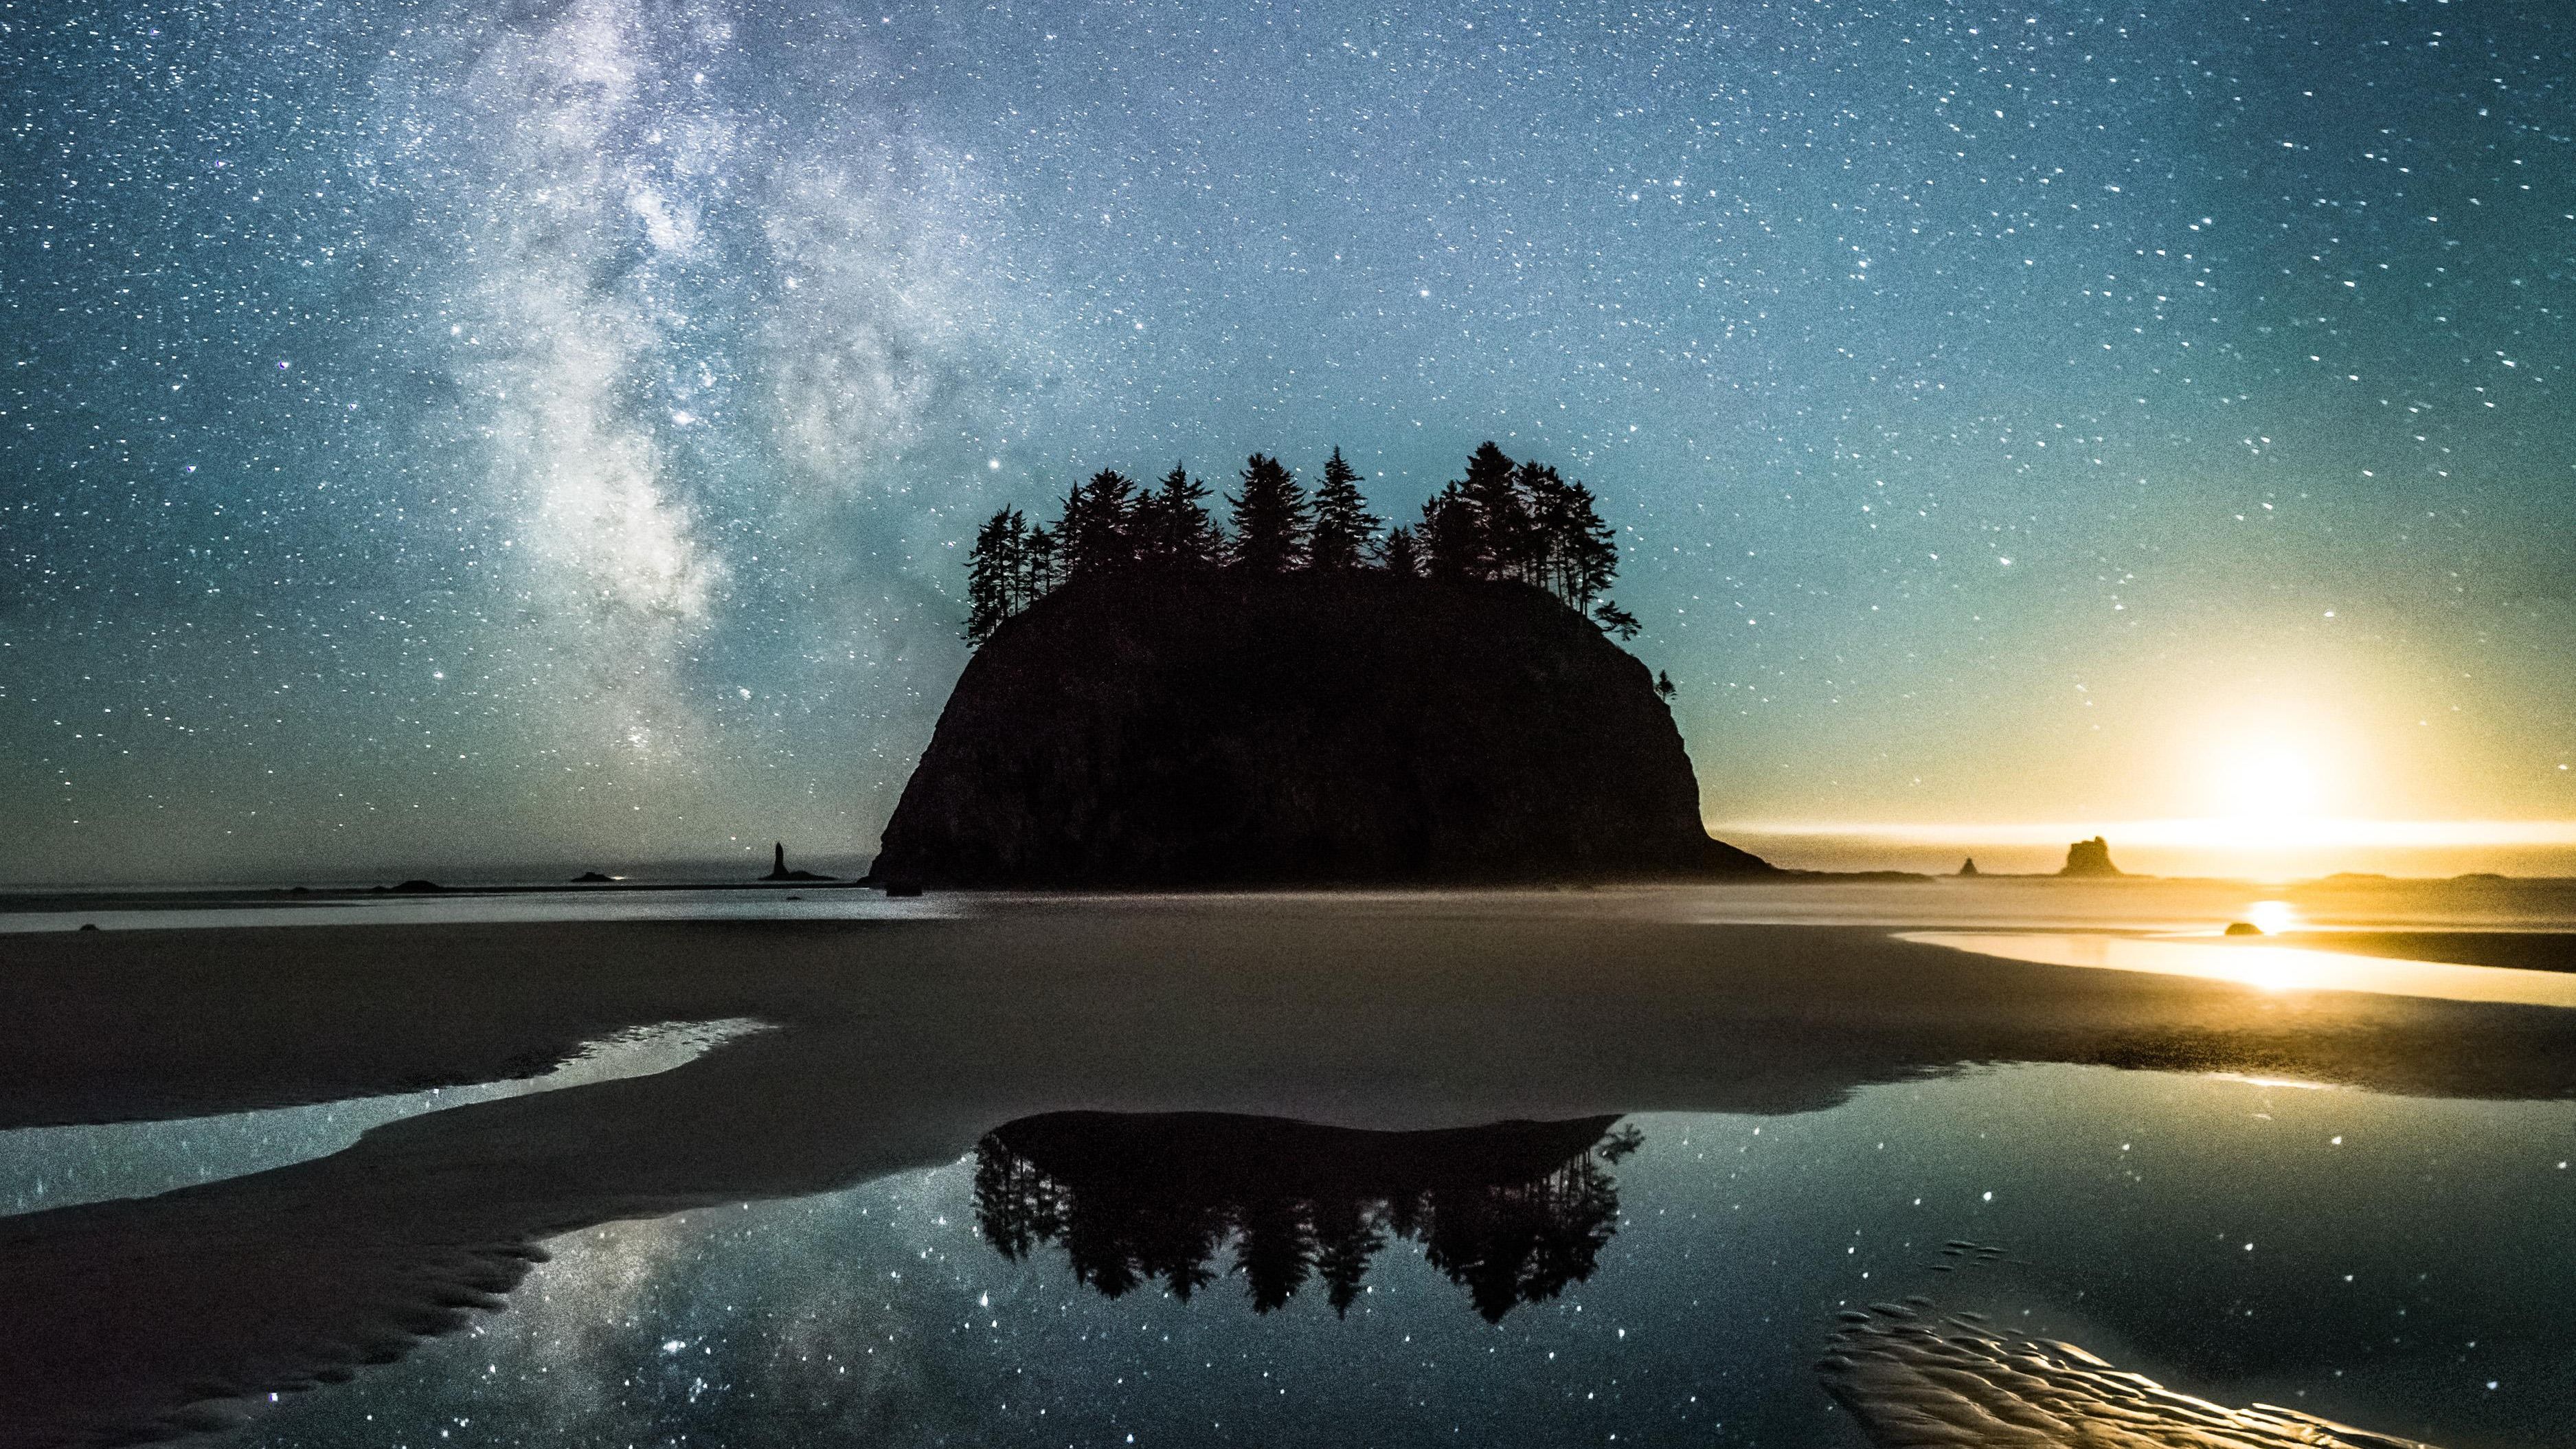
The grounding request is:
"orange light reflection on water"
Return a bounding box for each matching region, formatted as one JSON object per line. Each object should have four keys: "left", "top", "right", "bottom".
{"left": 1899, "top": 931, "right": 2576, "bottom": 1009}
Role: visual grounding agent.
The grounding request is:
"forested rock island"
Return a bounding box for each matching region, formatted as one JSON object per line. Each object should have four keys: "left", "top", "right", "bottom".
{"left": 870, "top": 443, "right": 1772, "bottom": 888}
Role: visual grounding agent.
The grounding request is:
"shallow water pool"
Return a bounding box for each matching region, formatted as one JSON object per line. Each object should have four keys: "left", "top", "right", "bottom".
{"left": 218, "top": 1062, "right": 2573, "bottom": 1448}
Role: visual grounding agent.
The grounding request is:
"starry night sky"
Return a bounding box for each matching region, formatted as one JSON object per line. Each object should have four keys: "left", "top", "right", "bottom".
{"left": 3, "top": 0, "right": 2569, "bottom": 883}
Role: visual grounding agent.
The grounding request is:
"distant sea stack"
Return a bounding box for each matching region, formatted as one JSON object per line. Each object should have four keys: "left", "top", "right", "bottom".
{"left": 870, "top": 571, "right": 1772, "bottom": 888}
{"left": 2058, "top": 836, "right": 2124, "bottom": 878}
{"left": 762, "top": 843, "right": 833, "bottom": 883}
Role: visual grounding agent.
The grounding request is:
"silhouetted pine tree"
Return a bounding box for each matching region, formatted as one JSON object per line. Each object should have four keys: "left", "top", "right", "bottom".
{"left": 1419, "top": 484, "right": 1480, "bottom": 581}
{"left": 963, "top": 440, "right": 1639, "bottom": 644}
{"left": 1134, "top": 462, "right": 1222, "bottom": 568}
{"left": 1307, "top": 447, "right": 1381, "bottom": 572}
{"left": 1419, "top": 1158, "right": 1619, "bottom": 1325}
{"left": 1059, "top": 469, "right": 1140, "bottom": 578}
{"left": 1519, "top": 462, "right": 1620, "bottom": 615}
{"left": 1458, "top": 441, "right": 1533, "bottom": 580}
{"left": 1311, "top": 1199, "right": 1385, "bottom": 1317}
{"left": 1377, "top": 523, "right": 1424, "bottom": 578}
{"left": 964, "top": 506, "right": 1067, "bottom": 643}
{"left": 964, "top": 508, "right": 1023, "bottom": 644}
{"left": 970, "top": 1129, "right": 1068, "bottom": 1257}
{"left": 1228, "top": 453, "right": 1309, "bottom": 573}
{"left": 1233, "top": 1198, "right": 1316, "bottom": 1313}
{"left": 1017, "top": 522, "right": 1059, "bottom": 606}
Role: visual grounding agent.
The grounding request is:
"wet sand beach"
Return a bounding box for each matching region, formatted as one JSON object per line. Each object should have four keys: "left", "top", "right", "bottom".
{"left": 4, "top": 886, "right": 2574, "bottom": 1446}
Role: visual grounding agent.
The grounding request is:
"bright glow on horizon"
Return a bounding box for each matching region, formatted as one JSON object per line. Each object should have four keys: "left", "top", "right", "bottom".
{"left": 1719, "top": 818, "right": 2576, "bottom": 849}
{"left": 2211, "top": 740, "right": 2323, "bottom": 825}
{"left": 1718, "top": 816, "right": 2576, "bottom": 881}
{"left": 2245, "top": 900, "right": 2298, "bottom": 935}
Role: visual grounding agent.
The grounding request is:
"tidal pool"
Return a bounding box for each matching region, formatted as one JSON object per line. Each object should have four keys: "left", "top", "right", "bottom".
{"left": 218, "top": 1062, "right": 2572, "bottom": 1449}
{"left": 0, "top": 1020, "right": 769, "bottom": 1216}
{"left": 8, "top": 891, "right": 2574, "bottom": 1448}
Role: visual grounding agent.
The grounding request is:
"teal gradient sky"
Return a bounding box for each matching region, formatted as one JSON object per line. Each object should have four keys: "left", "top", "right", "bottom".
{"left": 2, "top": 0, "right": 2569, "bottom": 881}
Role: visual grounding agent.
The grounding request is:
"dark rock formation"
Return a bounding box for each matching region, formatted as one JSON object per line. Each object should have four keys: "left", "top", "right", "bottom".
{"left": 871, "top": 570, "right": 1771, "bottom": 887}
{"left": 375, "top": 879, "right": 447, "bottom": 895}
{"left": 1956, "top": 857, "right": 1979, "bottom": 877}
{"left": 2224, "top": 921, "right": 2264, "bottom": 936}
{"left": 2057, "top": 837, "right": 2123, "bottom": 878}
{"left": 760, "top": 843, "right": 833, "bottom": 883}
{"left": 569, "top": 871, "right": 614, "bottom": 884}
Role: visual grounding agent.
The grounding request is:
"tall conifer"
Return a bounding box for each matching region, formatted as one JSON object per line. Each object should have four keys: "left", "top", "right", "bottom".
{"left": 964, "top": 507, "right": 1020, "bottom": 644}
{"left": 1136, "top": 462, "right": 1221, "bottom": 568}
{"left": 1307, "top": 447, "right": 1381, "bottom": 572}
{"left": 1419, "top": 484, "right": 1479, "bottom": 581}
{"left": 1059, "top": 469, "right": 1140, "bottom": 578}
{"left": 1458, "top": 441, "right": 1532, "bottom": 581}
{"left": 1377, "top": 524, "right": 1424, "bottom": 578}
{"left": 1227, "top": 453, "right": 1309, "bottom": 573}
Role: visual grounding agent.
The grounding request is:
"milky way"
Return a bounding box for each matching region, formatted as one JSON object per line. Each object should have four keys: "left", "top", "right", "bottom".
{"left": 2, "top": 0, "right": 2569, "bottom": 880}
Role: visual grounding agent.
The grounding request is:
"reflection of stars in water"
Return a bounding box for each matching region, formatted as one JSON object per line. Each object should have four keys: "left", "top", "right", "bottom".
{"left": 414, "top": 1173, "right": 1003, "bottom": 1442}
{"left": 231, "top": 1075, "right": 2576, "bottom": 1447}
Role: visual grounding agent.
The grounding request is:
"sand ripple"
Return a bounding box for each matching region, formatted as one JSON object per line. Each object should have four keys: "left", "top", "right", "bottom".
{"left": 1820, "top": 1301, "right": 2438, "bottom": 1448}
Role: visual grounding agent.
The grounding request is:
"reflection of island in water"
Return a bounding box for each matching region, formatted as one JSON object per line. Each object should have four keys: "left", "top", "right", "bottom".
{"left": 973, "top": 1112, "right": 1637, "bottom": 1322}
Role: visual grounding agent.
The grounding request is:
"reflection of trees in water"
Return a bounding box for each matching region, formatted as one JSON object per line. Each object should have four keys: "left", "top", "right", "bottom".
{"left": 971, "top": 1113, "right": 1632, "bottom": 1322}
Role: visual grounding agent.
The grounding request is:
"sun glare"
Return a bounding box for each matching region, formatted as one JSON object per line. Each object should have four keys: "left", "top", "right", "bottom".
{"left": 2212, "top": 741, "right": 2322, "bottom": 824}
{"left": 2245, "top": 899, "right": 2299, "bottom": 936}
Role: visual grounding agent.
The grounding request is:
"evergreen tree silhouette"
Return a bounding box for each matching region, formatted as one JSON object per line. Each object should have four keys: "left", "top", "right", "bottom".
{"left": 960, "top": 440, "right": 1638, "bottom": 643}
{"left": 1228, "top": 453, "right": 1310, "bottom": 573}
{"left": 1135, "top": 462, "right": 1222, "bottom": 568}
{"left": 1419, "top": 1159, "right": 1620, "bottom": 1325}
{"left": 969, "top": 1116, "right": 1634, "bottom": 1325}
{"left": 1311, "top": 1198, "right": 1385, "bottom": 1317}
{"left": 1592, "top": 600, "right": 1641, "bottom": 640}
{"left": 964, "top": 508, "right": 1021, "bottom": 644}
{"left": 1562, "top": 479, "right": 1620, "bottom": 612}
{"left": 1059, "top": 469, "right": 1140, "bottom": 578}
{"left": 964, "top": 506, "right": 1065, "bottom": 644}
{"left": 1517, "top": 462, "right": 1621, "bottom": 615}
{"left": 1419, "top": 484, "right": 1480, "bottom": 581}
{"left": 1458, "top": 441, "right": 1533, "bottom": 580}
{"left": 1018, "top": 521, "right": 1059, "bottom": 606}
{"left": 1653, "top": 671, "right": 1676, "bottom": 702}
{"left": 1232, "top": 1198, "right": 1315, "bottom": 1313}
{"left": 971, "top": 1131, "right": 1067, "bottom": 1258}
{"left": 1307, "top": 447, "right": 1381, "bottom": 572}
{"left": 1377, "top": 523, "right": 1424, "bottom": 578}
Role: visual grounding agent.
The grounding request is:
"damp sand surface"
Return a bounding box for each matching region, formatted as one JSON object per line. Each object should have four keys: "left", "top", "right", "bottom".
{"left": 3, "top": 884, "right": 2573, "bottom": 1447}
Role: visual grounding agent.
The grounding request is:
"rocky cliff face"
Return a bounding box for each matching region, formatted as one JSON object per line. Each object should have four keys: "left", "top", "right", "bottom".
{"left": 2059, "top": 836, "right": 2125, "bottom": 877}
{"left": 870, "top": 570, "right": 1770, "bottom": 887}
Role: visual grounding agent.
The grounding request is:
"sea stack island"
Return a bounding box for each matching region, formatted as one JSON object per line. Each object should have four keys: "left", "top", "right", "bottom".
{"left": 869, "top": 444, "right": 1772, "bottom": 889}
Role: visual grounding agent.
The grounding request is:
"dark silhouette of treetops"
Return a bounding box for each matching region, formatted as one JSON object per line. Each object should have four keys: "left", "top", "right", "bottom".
{"left": 971, "top": 1112, "right": 1640, "bottom": 1323}
{"left": 965, "top": 444, "right": 1638, "bottom": 645}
